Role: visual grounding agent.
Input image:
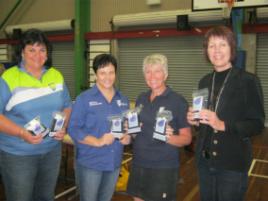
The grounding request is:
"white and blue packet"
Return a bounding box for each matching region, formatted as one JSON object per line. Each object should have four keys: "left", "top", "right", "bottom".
{"left": 153, "top": 107, "right": 173, "bottom": 142}
{"left": 24, "top": 116, "right": 50, "bottom": 138}
{"left": 192, "top": 88, "right": 209, "bottom": 120}
{"left": 123, "top": 104, "right": 143, "bottom": 134}
{"left": 109, "top": 115, "right": 124, "bottom": 139}
{"left": 49, "top": 112, "right": 66, "bottom": 137}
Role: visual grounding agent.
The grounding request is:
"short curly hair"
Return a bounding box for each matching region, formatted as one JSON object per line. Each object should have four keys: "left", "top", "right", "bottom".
{"left": 143, "top": 54, "right": 168, "bottom": 77}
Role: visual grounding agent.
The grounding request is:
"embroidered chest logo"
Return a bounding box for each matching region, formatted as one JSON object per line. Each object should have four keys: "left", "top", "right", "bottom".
{"left": 89, "top": 101, "right": 102, "bottom": 107}
{"left": 117, "top": 100, "right": 128, "bottom": 107}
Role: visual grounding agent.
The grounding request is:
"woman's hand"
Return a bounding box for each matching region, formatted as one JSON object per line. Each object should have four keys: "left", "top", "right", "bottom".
{"left": 165, "top": 126, "right": 192, "bottom": 147}
{"left": 20, "top": 129, "right": 43, "bottom": 144}
{"left": 199, "top": 109, "right": 225, "bottom": 132}
{"left": 53, "top": 128, "right": 66, "bottom": 141}
{"left": 165, "top": 125, "right": 174, "bottom": 140}
{"left": 79, "top": 133, "right": 115, "bottom": 147}
{"left": 120, "top": 134, "right": 131, "bottom": 145}
{"left": 187, "top": 107, "right": 199, "bottom": 126}
{"left": 99, "top": 133, "right": 115, "bottom": 146}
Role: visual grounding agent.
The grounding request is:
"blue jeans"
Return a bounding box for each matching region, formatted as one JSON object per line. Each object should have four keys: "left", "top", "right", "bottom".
{"left": 0, "top": 145, "right": 61, "bottom": 201}
{"left": 76, "top": 163, "right": 120, "bottom": 201}
{"left": 198, "top": 158, "right": 248, "bottom": 201}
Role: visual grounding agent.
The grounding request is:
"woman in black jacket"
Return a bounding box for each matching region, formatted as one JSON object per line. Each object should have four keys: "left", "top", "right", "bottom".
{"left": 187, "top": 26, "right": 265, "bottom": 201}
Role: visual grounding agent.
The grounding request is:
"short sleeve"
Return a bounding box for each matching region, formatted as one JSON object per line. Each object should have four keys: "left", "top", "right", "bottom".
{"left": 0, "top": 78, "right": 12, "bottom": 114}
{"left": 62, "top": 83, "right": 72, "bottom": 109}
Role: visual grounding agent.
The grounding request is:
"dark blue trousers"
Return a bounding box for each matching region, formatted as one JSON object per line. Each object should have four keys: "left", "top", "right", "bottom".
{"left": 198, "top": 158, "right": 248, "bottom": 201}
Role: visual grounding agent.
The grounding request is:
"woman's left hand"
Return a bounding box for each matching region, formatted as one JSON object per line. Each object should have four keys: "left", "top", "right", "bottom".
{"left": 53, "top": 128, "right": 66, "bottom": 140}
{"left": 199, "top": 109, "right": 225, "bottom": 132}
{"left": 120, "top": 134, "right": 131, "bottom": 145}
{"left": 165, "top": 125, "right": 174, "bottom": 142}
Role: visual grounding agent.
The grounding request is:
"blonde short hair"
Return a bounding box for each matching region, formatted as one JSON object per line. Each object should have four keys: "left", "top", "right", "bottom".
{"left": 143, "top": 54, "right": 168, "bottom": 76}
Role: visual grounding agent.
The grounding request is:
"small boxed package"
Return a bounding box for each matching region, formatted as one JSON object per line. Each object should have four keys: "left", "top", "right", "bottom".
{"left": 153, "top": 108, "right": 173, "bottom": 142}
{"left": 24, "top": 116, "right": 50, "bottom": 138}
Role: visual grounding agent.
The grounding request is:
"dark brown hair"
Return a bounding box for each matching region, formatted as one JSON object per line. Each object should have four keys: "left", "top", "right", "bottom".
{"left": 203, "top": 26, "right": 236, "bottom": 63}
{"left": 92, "top": 53, "right": 117, "bottom": 74}
{"left": 15, "top": 29, "right": 52, "bottom": 68}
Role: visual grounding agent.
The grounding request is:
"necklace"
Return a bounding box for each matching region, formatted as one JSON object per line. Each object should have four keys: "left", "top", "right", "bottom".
{"left": 209, "top": 68, "right": 232, "bottom": 132}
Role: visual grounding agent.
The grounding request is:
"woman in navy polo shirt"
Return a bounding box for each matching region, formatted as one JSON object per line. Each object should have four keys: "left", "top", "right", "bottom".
{"left": 127, "top": 54, "right": 192, "bottom": 201}
{"left": 68, "top": 54, "right": 130, "bottom": 201}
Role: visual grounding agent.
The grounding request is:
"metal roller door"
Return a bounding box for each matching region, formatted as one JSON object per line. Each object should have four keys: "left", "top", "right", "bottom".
{"left": 118, "top": 36, "right": 212, "bottom": 103}
{"left": 52, "top": 42, "right": 75, "bottom": 100}
{"left": 87, "top": 40, "right": 111, "bottom": 87}
{"left": 256, "top": 34, "right": 268, "bottom": 126}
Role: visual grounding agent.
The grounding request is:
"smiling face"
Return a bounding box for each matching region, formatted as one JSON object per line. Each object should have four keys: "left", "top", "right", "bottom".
{"left": 207, "top": 36, "right": 232, "bottom": 72}
{"left": 22, "top": 43, "right": 47, "bottom": 70}
{"left": 144, "top": 64, "right": 167, "bottom": 93}
{"left": 95, "top": 63, "right": 116, "bottom": 91}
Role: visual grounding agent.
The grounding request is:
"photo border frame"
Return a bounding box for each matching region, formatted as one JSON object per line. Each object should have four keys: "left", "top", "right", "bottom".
{"left": 192, "top": 0, "right": 268, "bottom": 11}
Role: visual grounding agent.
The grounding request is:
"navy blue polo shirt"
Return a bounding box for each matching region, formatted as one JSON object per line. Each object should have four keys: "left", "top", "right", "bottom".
{"left": 132, "top": 87, "right": 189, "bottom": 168}
{"left": 68, "top": 85, "right": 129, "bottom": 171}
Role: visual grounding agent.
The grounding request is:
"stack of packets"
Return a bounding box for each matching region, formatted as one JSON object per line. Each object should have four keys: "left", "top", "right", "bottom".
{"left": 153, "top": 108, "right": 173, "bottom": 142}
{"left": 24, "top": 112, "right": 65, "bottom": 138}
{"left": 109, "top": 105, "right": 143, "bottom": 139}
{"left": 192, "top": 88, "right": 208, "bottom": 120}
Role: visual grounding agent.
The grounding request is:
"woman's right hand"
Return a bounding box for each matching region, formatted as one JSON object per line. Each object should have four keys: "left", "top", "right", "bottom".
{"left": 99, "top": 133, "right": 115, "bottom": 146}
{"left": 20, "top": 129, "right": 43, "bottom": 144}
{"left": 187, "top": 107, "right": 199, "bottom": 126}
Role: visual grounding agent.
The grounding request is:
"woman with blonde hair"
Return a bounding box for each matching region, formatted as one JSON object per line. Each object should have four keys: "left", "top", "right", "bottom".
{"left": 127, "top": 54, "right": 192, "bottom": 201}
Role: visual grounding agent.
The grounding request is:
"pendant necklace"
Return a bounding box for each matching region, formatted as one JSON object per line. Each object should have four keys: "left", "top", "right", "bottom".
{"left": 209, "top": 67, "right": 232, "bottom": 133}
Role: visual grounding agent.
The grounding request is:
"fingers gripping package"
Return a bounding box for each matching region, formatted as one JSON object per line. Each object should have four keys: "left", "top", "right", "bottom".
{"left": 24, "top": 116, "right": 50, "bottom": 138}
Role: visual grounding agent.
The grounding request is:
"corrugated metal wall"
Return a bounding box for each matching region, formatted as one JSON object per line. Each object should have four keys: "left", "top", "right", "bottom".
{"left": 52, "top": 42, "right": 75, "bottom": 99}
{"left": 118, "top": 36, "right": 212, "bottom": 102}
{"left": 0, "top": 44, "right": 10, "bottom": 62}
{"left": 256, "top": 34, "right": 268, "bottom": 126}
{"left": 87, "top": 40, "right": 111, "bottom": 87}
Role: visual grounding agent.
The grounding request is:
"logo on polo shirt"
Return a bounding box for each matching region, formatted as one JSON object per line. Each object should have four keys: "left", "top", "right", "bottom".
{"left": 89, "top": 101, "right": 102, "bottom": 106}
{"left": 48, "top": 82, "right": 56, "bottom": 90}
{"left": 117, "top": 100, "right": 128, "bottom": 107}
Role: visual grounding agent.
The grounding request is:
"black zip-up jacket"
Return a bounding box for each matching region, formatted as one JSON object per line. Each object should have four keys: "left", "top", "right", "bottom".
{"left": 195, "top": 67, "right": 265, "bottom": 172}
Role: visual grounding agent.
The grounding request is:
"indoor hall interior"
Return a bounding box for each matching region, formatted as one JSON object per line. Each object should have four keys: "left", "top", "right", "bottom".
{"left": 1, "top": 128, "right": 267, "bottom": 201}
{"left": 1, "top": 1, "right": 268, "bottom": 201}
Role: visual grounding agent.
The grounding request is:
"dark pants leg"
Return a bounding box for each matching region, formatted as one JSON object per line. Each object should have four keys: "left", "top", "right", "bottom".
{"left": 198, "top": 158, "right": 248, "bottom": 201}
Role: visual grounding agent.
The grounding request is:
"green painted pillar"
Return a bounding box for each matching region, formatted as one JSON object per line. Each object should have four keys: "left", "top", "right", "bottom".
{"left": 74, "top": 0, "right": 90, "bottom": 96}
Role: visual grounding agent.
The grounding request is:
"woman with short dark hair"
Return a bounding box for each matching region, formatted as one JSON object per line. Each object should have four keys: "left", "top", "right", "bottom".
{"left": 0, "top": 28, "right": 72, "bottom": 201}
{"left": 68, "top": 53, "right": 130, "bottom": 201}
